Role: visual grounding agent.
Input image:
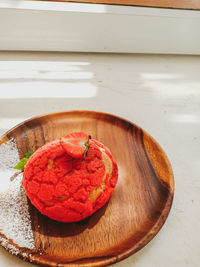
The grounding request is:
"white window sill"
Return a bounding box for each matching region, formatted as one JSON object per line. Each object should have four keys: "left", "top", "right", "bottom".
{"left": 0, "top": 0, "right": 200, "bottom": 54}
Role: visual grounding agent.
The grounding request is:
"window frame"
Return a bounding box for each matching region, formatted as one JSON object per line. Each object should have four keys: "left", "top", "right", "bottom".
{"left": 0, "top": 0, "right": 200, "bottom": 54}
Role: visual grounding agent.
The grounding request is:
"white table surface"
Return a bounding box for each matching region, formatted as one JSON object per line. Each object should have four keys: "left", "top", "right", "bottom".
{"left": 0, "top": 51, "right": 199, "bottom": 267}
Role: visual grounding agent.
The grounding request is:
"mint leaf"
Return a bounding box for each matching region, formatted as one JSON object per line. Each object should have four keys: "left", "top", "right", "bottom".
{"left": 25, "top": 150, "right": 34, "bottom": 159}
{"left": 84, "top": 139, "right": 90, "bottom": 157}
{"left": 13, "top": 150, "right": 34, "bottom": 171}
{"left": 14, "top": 158, "right": 29, "bottom": 171}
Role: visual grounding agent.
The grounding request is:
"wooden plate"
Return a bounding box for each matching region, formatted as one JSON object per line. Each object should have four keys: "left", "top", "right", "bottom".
{"left": 0, "top": 110, "right": 174, "bottom": 267}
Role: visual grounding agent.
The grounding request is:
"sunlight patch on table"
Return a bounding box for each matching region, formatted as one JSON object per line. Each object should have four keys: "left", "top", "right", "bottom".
{"left": 0, "top": 84, "right": 97, "bottom": 98}
{"left": 170, "top": 114, "right": 200, "bottom": 123}
{"left": 0, "top": 61, "right": 90, "bottom": 71}
{"left": 147, "top": 81, "right": 200, "bottom": 98}
{"left": 142, "top": 73, "right": 182, "bottom": 80}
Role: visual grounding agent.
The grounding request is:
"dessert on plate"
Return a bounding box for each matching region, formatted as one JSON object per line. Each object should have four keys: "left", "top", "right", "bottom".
{"left": 22, "top": 132, "right": 118, "bottom": 222}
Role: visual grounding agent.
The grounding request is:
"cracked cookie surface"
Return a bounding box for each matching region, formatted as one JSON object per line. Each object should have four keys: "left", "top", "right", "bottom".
{"left": 23, "top": 139, "right": 118, "bottom": 222}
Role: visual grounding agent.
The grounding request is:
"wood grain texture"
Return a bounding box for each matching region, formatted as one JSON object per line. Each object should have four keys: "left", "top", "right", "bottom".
{"left": 40, "top": 0, "right": 200, "bottom": 10}
{"left": 0, "top": 110, "right": 174, "bottom": 267}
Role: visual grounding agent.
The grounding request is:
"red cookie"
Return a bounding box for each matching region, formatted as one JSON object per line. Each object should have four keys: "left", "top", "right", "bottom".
{"left": 22, "top": 134, "right": 118, "bottom": 222}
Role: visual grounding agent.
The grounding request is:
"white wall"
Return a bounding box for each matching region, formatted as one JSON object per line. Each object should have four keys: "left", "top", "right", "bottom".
{"left": 0, "top": 0, "right": 200, "bottom": 54}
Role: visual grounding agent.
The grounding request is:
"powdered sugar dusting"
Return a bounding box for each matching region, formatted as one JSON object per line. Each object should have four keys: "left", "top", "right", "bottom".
{"left": 0, "top": 236, "right": 8, "bottom": 248}
{"left": 0, "top": 138, "right": 20, "bottom": 170}
{"left": 7, "top": 244, "right": 20, "bottom": 256}
{"left": 0, "top": 139, "right": 35, "bottom": 252}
